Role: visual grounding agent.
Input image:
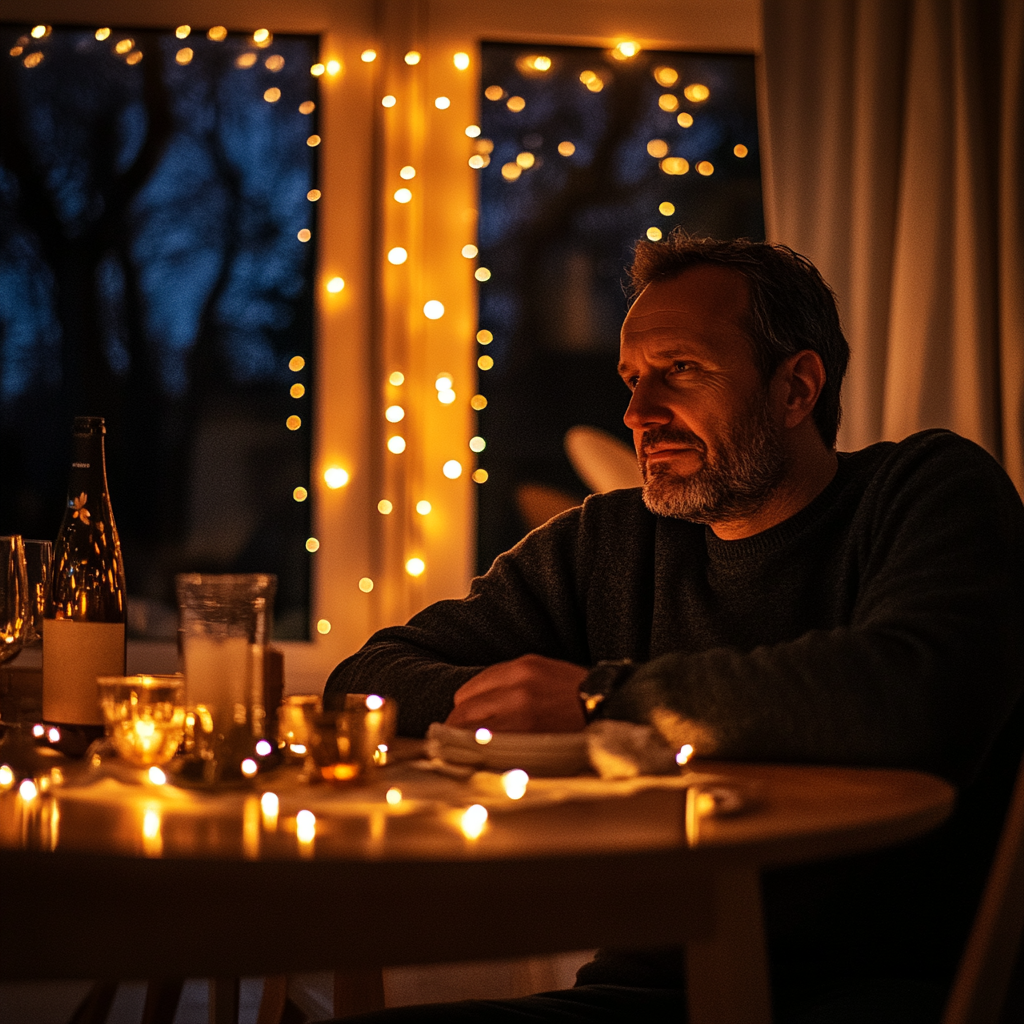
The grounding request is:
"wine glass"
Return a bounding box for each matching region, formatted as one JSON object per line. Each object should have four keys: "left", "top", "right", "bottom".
{"left": 0, "top": 536, "right": 30, "bottom": 665}
{"left": 22, "top": 540, "right": 52, "bottom": 645}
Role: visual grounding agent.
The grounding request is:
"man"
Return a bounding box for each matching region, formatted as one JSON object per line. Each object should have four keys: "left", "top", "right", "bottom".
{"left": 325, "top": 235, "right": 1024, "bottom": 1022}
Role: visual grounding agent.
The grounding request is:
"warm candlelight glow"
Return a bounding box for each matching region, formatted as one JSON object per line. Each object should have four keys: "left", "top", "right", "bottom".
{"left": 19, "top": 779, "right": 37, "bottom": 801}
{"left": 461, "top": 804, "right": 488, "bottom": 839}
{"left": 148, "top": 766, "right": 167, "bottom": 785}
{"left": 365, "top": 694, "right": 384, "bottom": 710}
{"left": 261, "top": 791, "right": 279, "bottom": 830}
{"left": 241, "top": 758, "right": 258, "bottom": 777}
{"left": 0, "top": 765, "right": 13, "bottom": 788}
{"left": 475, "top": 728, "right": 493, "bottom": 744}
{"left": 256, "top": 740, "right": 273, "bottom": 756}
{"left": 142, "top": 807, "right": 162, "bottom": 856}
{"left": 676, "top": 743, "right": 694, "bottom": 765}
{"left": 324, "top": 467, "right": 350, "bottom": 488}
{"left": 386, "top": 786, "right": 403, "bottom": 804}
{"left": 502, "top": 769, "right": 529, "bottom": 799}
{"left": 296, "top": 809, "right": 316, "bottom": 843}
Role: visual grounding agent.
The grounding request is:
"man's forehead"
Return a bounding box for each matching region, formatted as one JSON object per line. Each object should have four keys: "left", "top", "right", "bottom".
{"left": 621, "top": 265, "right": 751, "bottom": 343}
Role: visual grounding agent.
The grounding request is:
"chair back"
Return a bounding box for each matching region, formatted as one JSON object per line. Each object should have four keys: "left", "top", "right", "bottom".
{"left": 942, "top": 748, "right": 1024, "bottom": 1024}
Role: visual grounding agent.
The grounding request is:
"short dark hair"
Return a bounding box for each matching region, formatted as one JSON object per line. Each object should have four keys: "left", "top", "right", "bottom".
{"left": 628, "top": 232, "right": 850, "bottom": 448}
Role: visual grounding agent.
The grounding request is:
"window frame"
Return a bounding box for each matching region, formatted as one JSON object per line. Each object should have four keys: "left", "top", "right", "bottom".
{"left": 0, "top": 0, "right": 761, "bottom": 692}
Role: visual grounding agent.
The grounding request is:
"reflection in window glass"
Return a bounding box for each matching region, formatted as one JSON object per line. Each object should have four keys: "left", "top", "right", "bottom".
{"left": 474, "top": 43, "right": 764, "bottom": 569}
{"left": 0, "top": 24, "right": 317, "bottom": 639}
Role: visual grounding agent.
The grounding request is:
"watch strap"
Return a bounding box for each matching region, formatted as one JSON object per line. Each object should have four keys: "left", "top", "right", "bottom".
{"left": 579, "top": 659, "right": 635, "bottom": 723}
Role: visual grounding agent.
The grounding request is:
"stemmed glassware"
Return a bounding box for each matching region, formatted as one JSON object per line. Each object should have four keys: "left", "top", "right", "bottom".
{"left": 22, "top": 540, "right": 51, "bottom": 646}
{"left": 0, "top": 536, "right": 30, "bottom": 665}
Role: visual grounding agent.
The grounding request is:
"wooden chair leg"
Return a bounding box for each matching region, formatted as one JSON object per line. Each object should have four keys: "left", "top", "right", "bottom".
{"left": 209, "top": 976, "right": 240, "bottom": 1024}
{"left": 141, "top": 978, "right": 184, "bottom": 1024}
{"left": 68, "top": 980, "right": 118, "bottom": 1024}
{"left": 256, "top": 975, "right": 289, "bottom": 1024}
{"left": 333, "top": 968, "right": 385, "bottom": 1018}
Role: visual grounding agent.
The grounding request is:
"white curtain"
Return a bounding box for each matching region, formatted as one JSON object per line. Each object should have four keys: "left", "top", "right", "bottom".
{"left": 760, "top": 0, "right": 1024, "bottom": 494}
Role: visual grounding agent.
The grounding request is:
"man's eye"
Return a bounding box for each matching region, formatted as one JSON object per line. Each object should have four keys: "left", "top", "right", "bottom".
{"left": 671, "top": 361, "right": 692, "bottom": 373}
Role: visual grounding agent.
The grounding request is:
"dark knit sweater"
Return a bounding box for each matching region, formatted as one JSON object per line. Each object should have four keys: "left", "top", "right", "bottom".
{"left": 325, "top": 430, "right": 1024, "bottom": 993}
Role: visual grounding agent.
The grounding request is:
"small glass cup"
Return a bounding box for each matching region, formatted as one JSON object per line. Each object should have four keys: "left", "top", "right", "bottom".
{"left": 341, "top": 694, "right": 398, "bottom": 769}
{"left": 176, "top": 573, "right": 276, "bottom": 765}
{"left": 98, "top": 675, "right": 187, "bottom": 766}
{"left": 276, "top": 694, "right": 322, "bottom": 763}
{"left": 308, "top": 710, "right": 362, "bottom": 782}
{"left": 305, "top": 696, "right": 398, "bottom": 783}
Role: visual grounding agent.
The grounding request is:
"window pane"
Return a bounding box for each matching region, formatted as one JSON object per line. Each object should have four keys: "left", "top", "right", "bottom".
{"left": 0, "top": 23, "right": 318, "bottom": 639}
{"left": 474, "top": 42, "right": 764, "bottom": 569}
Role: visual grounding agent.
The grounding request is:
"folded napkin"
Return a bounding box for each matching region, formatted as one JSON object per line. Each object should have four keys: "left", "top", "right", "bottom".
{"left": 425, "top": 720, "right": 679, "bottom": 779}
{"left": 585, "top": 720, "right": 679, "bottom": 779}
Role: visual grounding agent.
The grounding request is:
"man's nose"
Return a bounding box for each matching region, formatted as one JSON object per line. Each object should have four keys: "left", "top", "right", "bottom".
{"left": 624, "top": 378, "right": 673, "bottom": 431}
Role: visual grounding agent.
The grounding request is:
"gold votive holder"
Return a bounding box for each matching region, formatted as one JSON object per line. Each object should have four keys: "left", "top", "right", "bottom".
{"left": 276, "top": 694, "right": 322, "bottom": 763}
{"left": 342, "top": 694, "right": 398, "bottom": 769}
{"left": 308, "top": 711, "right": 361, "bottom": 783}
{"left": 307, "top": 695, "right": 398, "bottom": 783}
{"left": 97, "top": 675, "right": 186, "bottom": 767}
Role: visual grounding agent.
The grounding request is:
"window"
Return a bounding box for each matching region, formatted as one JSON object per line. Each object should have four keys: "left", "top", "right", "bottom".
{"left": 0, "top": 22, "right": 318, "bottom": 638}
{"left": 473, "top": 42, "right": 763, "bottom": 566}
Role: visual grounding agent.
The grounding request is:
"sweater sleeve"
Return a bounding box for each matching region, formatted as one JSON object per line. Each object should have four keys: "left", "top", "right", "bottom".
{"left": 323, "top": 503, "right": 593, "bottom": 736}
{"left": 604, "top": 433, "right": 1024, "bottom": 785}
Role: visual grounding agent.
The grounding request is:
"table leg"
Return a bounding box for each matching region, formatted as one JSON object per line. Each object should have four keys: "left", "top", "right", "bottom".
{"left": 684, "top": 866, "right": 772, "bottom": 1024}
{"left": 209, "top": 976, "right": 240, "bottom": 1024}
{"left": 333, "top": 968, "right": 386, "bottom": 1017}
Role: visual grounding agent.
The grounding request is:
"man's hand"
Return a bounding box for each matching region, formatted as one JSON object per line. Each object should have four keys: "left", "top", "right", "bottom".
{"left": 446, "top": 654, "right": 589, "bottom": 733}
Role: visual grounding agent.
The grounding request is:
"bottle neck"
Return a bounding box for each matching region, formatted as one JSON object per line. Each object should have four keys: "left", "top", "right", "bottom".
{"left": 66, "top": 432, "right": 109, "bottom": 501}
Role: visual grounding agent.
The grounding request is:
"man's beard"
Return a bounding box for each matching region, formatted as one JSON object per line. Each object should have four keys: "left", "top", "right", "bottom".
{"left": 639, "top": 393, "right": 787, "bottom": 524}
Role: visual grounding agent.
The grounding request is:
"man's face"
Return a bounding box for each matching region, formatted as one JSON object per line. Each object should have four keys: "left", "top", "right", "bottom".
{"left": 618, "top": 265, "right": 787, "bottom": 524}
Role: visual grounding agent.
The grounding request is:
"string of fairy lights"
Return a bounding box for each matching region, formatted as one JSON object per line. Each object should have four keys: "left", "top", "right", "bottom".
{"left": 9, "top": 27, "right": 748, "bottom": 639}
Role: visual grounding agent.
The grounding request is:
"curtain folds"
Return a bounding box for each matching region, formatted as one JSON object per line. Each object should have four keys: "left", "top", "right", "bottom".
{"left": 761, "top": 0, "right": 1024, "bottom": 493}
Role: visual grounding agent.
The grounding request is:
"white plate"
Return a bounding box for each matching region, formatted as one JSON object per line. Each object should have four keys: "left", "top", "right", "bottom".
{"left": 425, "top": 723, "right": 590, "bottom": 777}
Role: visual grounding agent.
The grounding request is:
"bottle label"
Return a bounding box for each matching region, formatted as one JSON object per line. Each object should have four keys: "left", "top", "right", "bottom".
{"left": 43, "top": 619, "right": 125, "bottom": 725}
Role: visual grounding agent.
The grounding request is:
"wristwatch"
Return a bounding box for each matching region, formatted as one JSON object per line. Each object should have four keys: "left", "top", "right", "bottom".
{"left": 578, "top": 660, "right": 635, "bottom": 723}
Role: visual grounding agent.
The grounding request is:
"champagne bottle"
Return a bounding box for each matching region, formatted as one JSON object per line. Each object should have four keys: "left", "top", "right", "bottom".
{"left": 43, "top": 417, "right": 127, "bottom": 755}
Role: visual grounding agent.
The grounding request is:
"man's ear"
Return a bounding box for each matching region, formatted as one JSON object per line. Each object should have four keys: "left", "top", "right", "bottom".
{"left": 773, "top": 350, "right": 826, "bottom": 429}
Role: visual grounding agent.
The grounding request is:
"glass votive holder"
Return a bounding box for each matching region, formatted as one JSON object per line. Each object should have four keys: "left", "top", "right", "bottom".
{"left": 341, "top": 694, "right": 398, "bottom": 769}
{"left": 276, "top": 694, "right": 322, "bottom": 763}
{"left": 308, "top": 711, "right": 362, "bottom": 783}
{"left": 98, "top": 675, "right": 187, "bottom": 767}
